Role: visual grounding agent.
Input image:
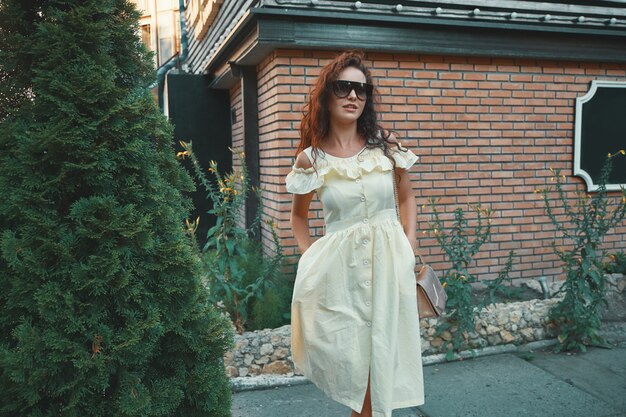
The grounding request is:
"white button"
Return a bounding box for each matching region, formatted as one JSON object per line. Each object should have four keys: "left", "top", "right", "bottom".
{"left": 365, "top": 301, "right": 371, "bottom": 306}
{"left": 366, "top": 322, "right": 372, "bottom": 327}
{"left": 355, "top": 179, "right": 361, "bottom": 183}
{"left": 365, "top": 280, "right": 371, "bottom": 286}
{"left": 363, "top": 259, "right": 369, "bottom": 265}
{"left": 360, "top": 197, "right": 366, "bottom": 202}
{"left": 362, "top": 219, "right": 368, "bottom": 224}
{"left": 362, "top": 238, "right": 368, "bottom": 245}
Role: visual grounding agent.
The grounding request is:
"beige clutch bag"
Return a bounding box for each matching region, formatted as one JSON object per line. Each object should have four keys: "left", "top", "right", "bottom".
{"left": 416, "top": 256, "right": 447, "bottom": 318}
{"left": 391, "top": 168, "right": 447, "bottom": 318}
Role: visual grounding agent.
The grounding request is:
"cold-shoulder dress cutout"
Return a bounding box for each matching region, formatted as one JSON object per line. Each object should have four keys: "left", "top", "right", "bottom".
{"left": 285, "top": 145, "right": 424, "bottom": 417}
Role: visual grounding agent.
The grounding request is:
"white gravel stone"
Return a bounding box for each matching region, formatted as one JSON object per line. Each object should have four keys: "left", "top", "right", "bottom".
{"left": 255, "top": 355, "right": 270, "bottom": 365}
{"left": 243, "top": 353, "right": 254, "bottom": 366}
{"left": 259, "top": 343, "right": 273, "bottom": 356}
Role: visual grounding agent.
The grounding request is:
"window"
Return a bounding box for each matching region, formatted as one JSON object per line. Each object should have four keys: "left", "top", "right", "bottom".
{"left": 574, "top": 80, "right": 626, "bottom": 191}
{"left": 158, "top": 12, "right": 174, "bottom": 64}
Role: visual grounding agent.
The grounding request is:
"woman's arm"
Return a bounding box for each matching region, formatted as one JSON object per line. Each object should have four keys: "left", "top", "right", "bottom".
{"left": 387, "top": 133, "right": 418, "bottom": 251}
{"left": 395, "top": 166, "right": 418, "bottom": 251}
{"left": 290, "top": 152, "right": 315, "bottom": 254}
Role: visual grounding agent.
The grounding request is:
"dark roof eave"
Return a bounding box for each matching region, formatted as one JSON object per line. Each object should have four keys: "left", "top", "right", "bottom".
{"left": 206, "top": 6, "right": 626, "bottom": 89}
{"left": 251, "top": 7, "right": 626, "bottom": 37}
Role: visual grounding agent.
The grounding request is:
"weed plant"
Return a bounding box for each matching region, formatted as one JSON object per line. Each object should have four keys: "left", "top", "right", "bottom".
{"left": 482, "top": 250, "right": 519, "bottom": 305}
{"left": 604, "top": 252, "right": 626, "bottom": 274}
{"left": 425, "top": 199, "right": 519, "bottom": 357}
{"left": 537, "top": 151, "right": 626, "bottom": 352}
{"left": 180, "top": 142, "right": 288, "bottom": 333}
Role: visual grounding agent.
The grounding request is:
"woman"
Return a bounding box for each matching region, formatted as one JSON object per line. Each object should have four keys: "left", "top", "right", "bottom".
{"left": 285, "top": 51, "right": 424, "bottom": 417}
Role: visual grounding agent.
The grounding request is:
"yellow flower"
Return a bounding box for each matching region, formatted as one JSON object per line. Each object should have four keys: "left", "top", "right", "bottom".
{"left": 442, "top": 282, "right": 447, "bottom": 288}
{"left": 608, "top": 153, "right": 612, "bottom": 157}
{"left": 620, "top": 150, "right": 625, "bottom": 155}
{"left": 185, "top": 216, "right": 200, "bottom": 235}
{"left": 176, "top": 150, "right": 190, "bottom": 159}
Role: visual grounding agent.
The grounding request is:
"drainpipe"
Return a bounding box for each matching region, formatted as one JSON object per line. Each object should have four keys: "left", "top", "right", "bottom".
{"left": 155, "top": 0, "right": 188, "bottom": 109}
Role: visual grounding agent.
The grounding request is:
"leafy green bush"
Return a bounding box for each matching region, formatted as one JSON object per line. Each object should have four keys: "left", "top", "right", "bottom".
{"left": 537, "top": 151, "right": 626, "bottom": 352}
{"left": 252, "top": 288, "right": 289, "bottom": 330}
{"left": 180, "top": 142, "right": 289, "bottom": 333}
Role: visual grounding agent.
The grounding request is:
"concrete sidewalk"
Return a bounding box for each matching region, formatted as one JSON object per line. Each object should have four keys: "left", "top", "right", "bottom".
{"left": 232, "top": 345, "right": 626, "bottom": 417}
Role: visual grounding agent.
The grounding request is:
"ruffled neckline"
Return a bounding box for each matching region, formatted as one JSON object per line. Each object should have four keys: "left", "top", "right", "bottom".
{"left": 286, "top": 146, "right": 418, "bottom": 194}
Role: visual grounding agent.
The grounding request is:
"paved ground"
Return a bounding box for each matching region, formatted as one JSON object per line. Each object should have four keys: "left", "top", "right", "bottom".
{"left": 232, "top": 346, "right": 626, "bottom": 417}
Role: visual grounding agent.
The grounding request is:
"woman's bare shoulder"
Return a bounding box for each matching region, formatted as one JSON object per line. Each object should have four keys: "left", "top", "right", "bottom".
{"left": 294, "top": 150, "right": 313, "bottom": 169}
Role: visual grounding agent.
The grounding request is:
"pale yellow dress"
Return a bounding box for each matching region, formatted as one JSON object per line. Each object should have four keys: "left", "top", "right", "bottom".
{"left": 285, "top": 145, "right": 424, "bottom": 417}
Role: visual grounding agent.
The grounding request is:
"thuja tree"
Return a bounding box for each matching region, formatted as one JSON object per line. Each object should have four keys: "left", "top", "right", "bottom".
{"left": 537, "top": 151, "right": 626, "bottom": 352}
{"left": 0, "top": 1, "right": 232, "bottom": 416}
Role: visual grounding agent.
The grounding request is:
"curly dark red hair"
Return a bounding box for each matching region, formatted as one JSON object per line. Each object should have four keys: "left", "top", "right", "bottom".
{"left": 297, "top": 50, "right": 403, "bottom": 163}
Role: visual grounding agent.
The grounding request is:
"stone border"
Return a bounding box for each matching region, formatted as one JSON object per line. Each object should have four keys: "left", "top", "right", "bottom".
{"left": 230, "top": 339, "right": 558, "bottom": 392}
{"left": 231, "top": 323, "right": 626, "bottom": 393}
{"left": 224, "top": 275, "right": 625, "bottom": 381}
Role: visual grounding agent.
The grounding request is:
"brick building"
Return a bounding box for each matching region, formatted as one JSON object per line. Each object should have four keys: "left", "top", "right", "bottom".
{"left": 165, "top": 0, "right": 626, "bottom": 283}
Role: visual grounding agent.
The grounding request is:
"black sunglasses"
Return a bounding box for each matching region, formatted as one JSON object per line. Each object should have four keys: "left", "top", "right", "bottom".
{"left": 331, "top": 80, "right": 373, "bottom": 101}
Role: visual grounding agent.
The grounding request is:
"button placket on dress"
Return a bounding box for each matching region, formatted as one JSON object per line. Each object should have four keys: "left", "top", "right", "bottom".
{"left": 357, "top": 172, "right": 374, "bottom": 332}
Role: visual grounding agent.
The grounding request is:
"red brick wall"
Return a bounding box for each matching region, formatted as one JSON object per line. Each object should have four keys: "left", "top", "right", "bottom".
{"left": 227, "top": 81, "right": 246, "bottom": 228}
{"left": 240, "top": 49, "right": 626, "bottom": 283}
{"left": 230, "top": 82, "right": 243, "bottom": 170}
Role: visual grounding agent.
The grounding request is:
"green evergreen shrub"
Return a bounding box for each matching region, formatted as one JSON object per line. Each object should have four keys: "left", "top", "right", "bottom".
{"left": 0, "top": 1, "right": 233, "bottom": 416}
